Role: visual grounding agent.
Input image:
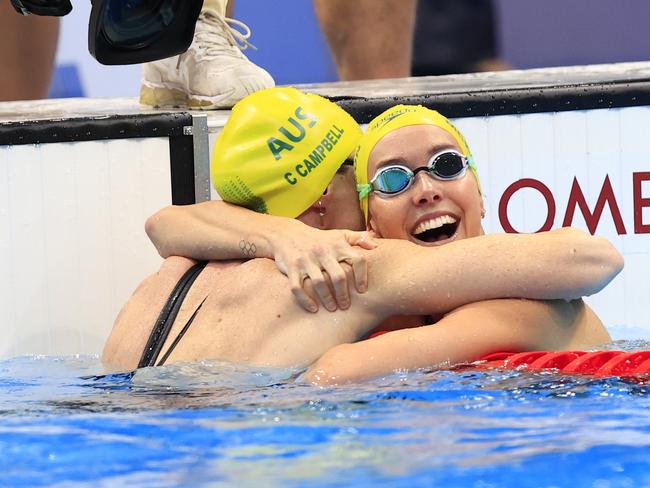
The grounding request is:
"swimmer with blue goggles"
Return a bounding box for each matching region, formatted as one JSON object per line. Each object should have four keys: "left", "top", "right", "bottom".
{"left": 354, "top": 104, "right": 482, "bottom": 222}
{"left": 363, "top": 149, "right": 473, "bottom": 197}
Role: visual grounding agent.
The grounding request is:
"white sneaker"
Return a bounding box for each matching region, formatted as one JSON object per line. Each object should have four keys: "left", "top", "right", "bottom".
{"left": 140, "top": 10, "right": 275, "bottom": 110}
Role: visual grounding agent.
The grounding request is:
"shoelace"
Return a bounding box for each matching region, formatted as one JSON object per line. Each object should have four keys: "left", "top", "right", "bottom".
{"left": 176, "top": 11, "right": 257, "bottom": 68}
{"left": 196, "top": 11, "right": 257, "bottom": 53}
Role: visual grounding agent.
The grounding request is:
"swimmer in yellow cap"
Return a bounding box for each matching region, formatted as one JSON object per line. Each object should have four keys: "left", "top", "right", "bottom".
{"left": 353, "top": 104, "right": 486, "bottom": 253}
{"left": 211, "top": 86, "right": 362, "bottom": 219}
{"left": 147, "top": 86, "right": 376, "bottom": 313}
{"left": 312, "top": 104, "right": 612, "bottom": 366}
{"left": 354, "top": 104, "right": 481, "bottom": 226}
{"left": 105, "top": 91, "right": 622, "bottom": 383}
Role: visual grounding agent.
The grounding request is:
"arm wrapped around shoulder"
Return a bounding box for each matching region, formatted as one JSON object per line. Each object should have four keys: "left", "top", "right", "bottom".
{"left": 473, "top": 227, "right": 625, "bottom": 300}
{"left": 368, "top": 227, "right": 624, "bottom": 317}
{"left": 546, "top": 227, "right": 624, "bottom": 298}
{"left": 144, "top": 201, "right": 277, "bottom": 260}
{"left": 447, "top": 227, "right": 624, "bottom": 302}
{"left": 462, "top": 227, "right": 624, "bottom": 301}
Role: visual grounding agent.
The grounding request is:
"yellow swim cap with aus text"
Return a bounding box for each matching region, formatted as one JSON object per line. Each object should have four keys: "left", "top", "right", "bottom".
{"left": 354, "top": 104, "right": 480, "bottom": 221}
{"left": 211, "top": 87, "right": 362, "bottom": 218}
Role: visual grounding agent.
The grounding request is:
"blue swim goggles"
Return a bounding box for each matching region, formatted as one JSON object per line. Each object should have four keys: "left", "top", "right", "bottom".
{"left": 358, "top": 149, "right": 472, "bottom": 198}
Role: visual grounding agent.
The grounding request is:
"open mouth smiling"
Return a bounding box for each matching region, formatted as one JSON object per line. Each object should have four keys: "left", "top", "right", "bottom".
{"left": 411, "top": 215, "right": 460, "bottom": 244}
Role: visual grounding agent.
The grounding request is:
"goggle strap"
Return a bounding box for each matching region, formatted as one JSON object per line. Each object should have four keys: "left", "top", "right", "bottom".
{"left": 357, "top": 183, "right": 373, "bottom": 199}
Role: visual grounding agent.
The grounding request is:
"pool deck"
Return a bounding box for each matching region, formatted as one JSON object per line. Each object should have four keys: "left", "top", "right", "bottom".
{"left": 1, "top": 60, "right": 649, "bottom": 131}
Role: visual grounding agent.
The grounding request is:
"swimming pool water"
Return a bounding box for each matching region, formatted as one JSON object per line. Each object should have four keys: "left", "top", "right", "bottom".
{"left": 2, "top": 341, "right": 650, "bottom": 487}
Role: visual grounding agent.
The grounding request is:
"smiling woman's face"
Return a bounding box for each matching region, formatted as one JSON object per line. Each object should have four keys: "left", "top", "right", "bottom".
{"left": 366, "top": 124, "right": 484, "bottom": 245}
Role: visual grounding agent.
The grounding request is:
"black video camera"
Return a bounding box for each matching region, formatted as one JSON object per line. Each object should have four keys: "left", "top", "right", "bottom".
{"left": 9, "top": 0, "right": 204, "bottom": 65}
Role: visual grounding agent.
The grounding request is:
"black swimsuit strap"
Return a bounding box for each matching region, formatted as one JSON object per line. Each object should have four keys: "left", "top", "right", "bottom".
{"left": 155, "top": 294, "right": 208, "bottom": 367}
{"left": 138, "top": 260, "right": 208, "bottom": 368}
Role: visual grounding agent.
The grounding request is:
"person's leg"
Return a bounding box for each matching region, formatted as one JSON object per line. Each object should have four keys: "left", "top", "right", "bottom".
{"left": 202, "top": 0, "right": 228, "bottom": 17}
{"left": 0, "top": 3, "right": 59, "bottom": 101}
{"left": 225, "top": 0, "right": 235, "bottom": 18}
{"left": 313, "top": 0, "right": 416, "bottom": 81}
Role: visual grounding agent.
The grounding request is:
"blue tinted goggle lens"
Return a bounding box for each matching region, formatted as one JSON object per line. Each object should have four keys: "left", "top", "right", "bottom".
{"left": 375, "top": 168, "right": 412, "bottom": 193}
{"left": 371, "top": 150, "right": 468, "bottom": 195}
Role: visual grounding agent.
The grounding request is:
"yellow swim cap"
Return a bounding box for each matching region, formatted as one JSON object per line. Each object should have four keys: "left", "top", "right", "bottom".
{"left": 354, "top": 104, "right": 480, "bottom": 222}
{"left": 212, "top": 87, "right": 362, "bottom": 218}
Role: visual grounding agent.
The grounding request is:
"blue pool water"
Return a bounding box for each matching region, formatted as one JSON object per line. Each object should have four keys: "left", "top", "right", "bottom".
{"left": 2, "top": 341, "right": 650, "bottom": 487}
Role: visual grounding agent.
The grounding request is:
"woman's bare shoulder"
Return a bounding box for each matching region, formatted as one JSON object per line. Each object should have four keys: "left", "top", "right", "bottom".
{"left": 157, "top": 256, "right": 198, "bottom": 275}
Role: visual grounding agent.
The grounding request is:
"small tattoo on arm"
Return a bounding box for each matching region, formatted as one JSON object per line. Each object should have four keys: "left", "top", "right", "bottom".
{"left": 239, "top": 239, "right": 257, "bottom": 257}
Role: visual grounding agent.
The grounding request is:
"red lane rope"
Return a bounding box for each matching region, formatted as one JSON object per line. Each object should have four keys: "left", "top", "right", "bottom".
{"left": 474, "top": 351, "right": 650, "bottom": 377}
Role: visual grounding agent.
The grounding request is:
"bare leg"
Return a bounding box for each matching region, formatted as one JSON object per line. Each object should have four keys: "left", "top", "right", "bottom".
{"left": 313, "top": 0, "right": 416, "bottom": 81}
{"left": 0, "top": 4, "right": 59, "bottom": 101}
{"left": 202, "top": 0, "right": 230, "bottom": 16}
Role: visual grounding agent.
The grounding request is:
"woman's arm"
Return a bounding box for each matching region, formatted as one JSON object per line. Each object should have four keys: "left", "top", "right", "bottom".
{"left": 146, "top": 201, "right": 302, "bottom": 260}
{"left": 365, "top": 228, "right": 623, "bottom": 317}
{"left": 304, "top": 298, "right": 607, "bottom": 385}
{"left": 145, "top": 201, "right": 377, "bottom": 312}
